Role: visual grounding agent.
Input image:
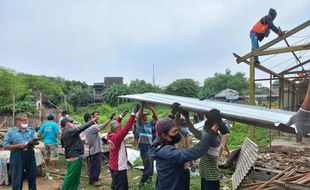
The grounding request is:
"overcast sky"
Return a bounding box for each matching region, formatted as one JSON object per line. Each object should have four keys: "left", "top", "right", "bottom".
{"left": 1, "top": 0, "right": 309, "bottom": 86}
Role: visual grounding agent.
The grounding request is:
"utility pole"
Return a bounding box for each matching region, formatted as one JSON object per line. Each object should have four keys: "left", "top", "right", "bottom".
{"left": 64, "top": 95, "right": 68, "bottom": 111}
{"left": 152, "top": 64, "right": 155, "bottom": 85}
{"left": 39, "top": 92, "right": 42, "bottom": 126}
{"left": 12, "top": 93, "right": 15, "bottom": 128}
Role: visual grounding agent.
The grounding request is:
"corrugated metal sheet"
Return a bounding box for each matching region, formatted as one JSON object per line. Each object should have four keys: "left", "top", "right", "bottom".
{"left": 232, "top": 138, "right": 259, "bottom": 190}
{"left": 119, "top": 93, "right": 296, "bottom": 134}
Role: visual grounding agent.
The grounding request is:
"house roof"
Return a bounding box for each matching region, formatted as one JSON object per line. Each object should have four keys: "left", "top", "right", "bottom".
{"left": 214, "top": 88, "right": 239, "bottom": 98}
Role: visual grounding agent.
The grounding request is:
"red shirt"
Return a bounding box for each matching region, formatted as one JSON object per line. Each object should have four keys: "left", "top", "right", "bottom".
{"left": 107, "top": 115, "right": 135, "bottom": 171}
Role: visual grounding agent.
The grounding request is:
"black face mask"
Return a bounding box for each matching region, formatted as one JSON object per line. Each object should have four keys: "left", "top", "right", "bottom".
{"left": 170, "top": 133, "right": 182, "bottom": 144}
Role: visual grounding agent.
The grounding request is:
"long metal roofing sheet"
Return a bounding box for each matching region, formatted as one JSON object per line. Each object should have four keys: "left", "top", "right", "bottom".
{"left": 119, "top": 93, "right": 296, "bottom": 134}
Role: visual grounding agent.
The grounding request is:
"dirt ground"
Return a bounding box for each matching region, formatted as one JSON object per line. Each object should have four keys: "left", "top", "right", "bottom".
{"left": 0, "top": 177, "right": 62, "bottom": 190}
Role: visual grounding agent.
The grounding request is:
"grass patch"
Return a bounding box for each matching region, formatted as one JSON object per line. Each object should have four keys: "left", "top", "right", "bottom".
{"left": 229, "top": 123, "right": 276, "bottom": 149}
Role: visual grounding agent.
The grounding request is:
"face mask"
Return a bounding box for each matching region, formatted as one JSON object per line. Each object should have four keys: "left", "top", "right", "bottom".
{"left": 170, "top": 133, "right": 182, "bottom": 144}
{"left": 21, "top": 123, "right": 28, "bottom": 128}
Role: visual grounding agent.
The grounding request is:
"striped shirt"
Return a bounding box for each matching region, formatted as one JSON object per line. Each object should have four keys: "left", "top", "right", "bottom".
{"left": 200, "top": 154, "right": 221, "bottom": 180}
{"left": 188, "top": 125, "right": 221, "bottom": 180}
{"left": 137, "top": 120, "right": 155, "bottom": 153}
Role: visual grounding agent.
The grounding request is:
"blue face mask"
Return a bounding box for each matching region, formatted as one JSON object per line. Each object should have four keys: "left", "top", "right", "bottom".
{"left": 180, "top": 127, "right": 189, "bottom": 135}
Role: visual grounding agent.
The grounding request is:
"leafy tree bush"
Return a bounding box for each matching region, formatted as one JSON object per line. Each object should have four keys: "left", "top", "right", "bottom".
{"left": 0, "top": 68, "right": 36, "bottom": 114}
{"left": 103, "top": 84, "right": 130, "bottom": 106}
{"left": 201, "top": 69, "right": 249, "bottom": 97}
{"left": 165, "top": 79, "right": 200, "bottom": 98}
{"left": 128, "top": 79, "right": 162, "bottom": 94}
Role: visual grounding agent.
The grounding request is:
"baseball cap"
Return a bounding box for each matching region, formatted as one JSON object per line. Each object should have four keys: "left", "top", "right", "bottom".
{"left": 157, "top": 118, "right": 176, "bottom": 135}
{"left": 47, "top": 113, "right": 55, "bottom": 120}
{"left": 60, "top": 118, "right": 74, "bottom": 128}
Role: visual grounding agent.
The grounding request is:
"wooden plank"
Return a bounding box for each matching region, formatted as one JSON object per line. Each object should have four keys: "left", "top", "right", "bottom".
{"left": 255, "top": 167, "right": 293, "bottom": 190}
{"left": 280, "top": 169, "right": 297, "bottom": 180}
{"left": 295, "top": 173, "right": 310, "bottom": 184}
{"left": 257, "top": 44, "right": 310, "bottom": 56}
{"left": 279, "top": 59, "right": 310, "bottom": 75}
{"left": 274, "top": 180, "right": 310, "bottom": 190}
{"left": 233, "top": 53, "right": 294, "bottom": 85}
{"left": 283, "top": 174, "right": 309, "bottom": 182}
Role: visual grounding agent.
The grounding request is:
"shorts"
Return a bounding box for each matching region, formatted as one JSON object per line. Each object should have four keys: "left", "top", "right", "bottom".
{"left": 44, "top": 144, "right": 59, "bottom": 161}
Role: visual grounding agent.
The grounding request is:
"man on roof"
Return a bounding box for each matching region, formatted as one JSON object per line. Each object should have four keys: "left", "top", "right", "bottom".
{"left": 250, "top": 8, "right": 284, "bottom": 64}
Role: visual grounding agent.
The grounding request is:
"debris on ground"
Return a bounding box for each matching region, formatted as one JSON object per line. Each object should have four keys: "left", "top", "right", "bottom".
{"left": 242, "top": 167, "right": 310, "bottom": 190}
{"left": 240, "top": 138, "right": 310, "bottom": 189}
{"left": 255, "top": 145, "right": 310, "bottom": 172}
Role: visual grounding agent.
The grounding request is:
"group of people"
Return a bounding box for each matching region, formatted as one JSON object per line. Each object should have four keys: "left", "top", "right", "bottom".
{"left": 5, "top": 8, "right": 310, "bottom": 190}
{"left": 2, "top": 101, "right": 231, "bottom": 190}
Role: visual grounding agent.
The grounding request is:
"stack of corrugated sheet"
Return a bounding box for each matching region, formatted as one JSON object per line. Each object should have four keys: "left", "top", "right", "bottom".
{"left": 232, "top": 138, "right": 259, "bottom": 190}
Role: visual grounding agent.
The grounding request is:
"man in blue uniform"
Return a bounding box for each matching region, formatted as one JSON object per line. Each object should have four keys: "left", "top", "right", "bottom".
{"left": 3, "top": 113, "right": 39, "bottom": 190}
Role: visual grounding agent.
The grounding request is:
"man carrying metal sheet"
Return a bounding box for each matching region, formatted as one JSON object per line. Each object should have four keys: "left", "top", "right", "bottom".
{"left": 149, "top": 115, "right": 220, "bottom": 190}
{"left": 107, "top": 104, "right": 140, "bottom": 190}
{"left": 137, "top": 102, "right": 158, "bottom": 188}
{"left": 183, "top": 109, "right": 224, "bottom": 190}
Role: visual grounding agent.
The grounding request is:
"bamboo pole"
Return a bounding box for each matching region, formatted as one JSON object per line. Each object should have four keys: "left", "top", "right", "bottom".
{"left": 255, "top": 167, "right": 293, "bottom": 190}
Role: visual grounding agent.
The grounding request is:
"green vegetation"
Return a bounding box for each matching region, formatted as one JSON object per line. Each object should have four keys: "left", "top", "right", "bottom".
{"left": 103, "top": 80, "right": 162, "bottom": 106}
{"left": 165, "top": 79, "right": 200, "bottom": 98}
{"left": 0, "top": 67, "right": 92, "bottom": 114}
{"left": 1, "top": 66, "right": 271, "bottom": 115}
{"left": 229, "top": 123, "right": 274, "bottom": 149}
{"left": 201, "top": 69, "right": 250, "bottom": 97}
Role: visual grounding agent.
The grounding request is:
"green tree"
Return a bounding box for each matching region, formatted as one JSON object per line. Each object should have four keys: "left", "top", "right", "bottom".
{"left": 18, "top": 74, "right": 64, "bottom": 105}
{"left": 0, "top": 68, "right": 36, "bottom": 114}
{"left": 103, "top": 84, "right": 130, "bottom": 106}
{"left": 255, "top": 83, "right": 270, "bottom": 95}
{"left": 201, "top": 69, "right": 249, "bottom": 97}
{"left": 165, "top": 79, "right": 200, "bottom": 97}
{"left": 66, "top": 85, "right": 93, "bottom": 109}
{"left": 129, "top": 79, "right": 162, "bottom": 94}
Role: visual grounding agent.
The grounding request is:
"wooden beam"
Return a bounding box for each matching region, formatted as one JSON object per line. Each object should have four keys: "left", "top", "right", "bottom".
{"left": 249, "top": 56, "right": 255, "bottom": 140}
{"left": 274, "top": 180, "right": 310, "bottom": 190}
{"left": 279, "top": 59, "right": 310, "bottom": 75}
{"left": 255, "top": 167, "right": 293, "bottom": 190}
{"left": 233, "top": 53, "right": 295, "bottom": 85}
{"left": 236, "top": 20, "right": 310, "bottom": 63}
{"left": 257, "top": 44, "right": 310, "bottom": 56}
{"left": 255, "top": 76, "right": 307, "bottom": 82}
{"left": 286, "top": 70, "right": 310, "bottom": 75}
